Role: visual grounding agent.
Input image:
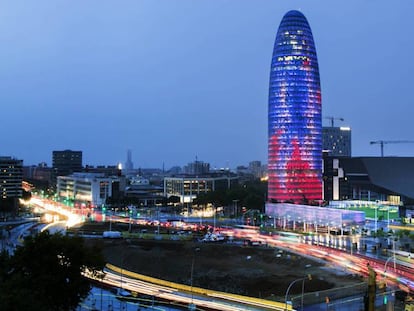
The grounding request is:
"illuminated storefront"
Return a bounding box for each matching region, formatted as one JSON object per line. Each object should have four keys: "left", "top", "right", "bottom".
{"left": 268, "top": 10, "right": 322, "bottom": 203}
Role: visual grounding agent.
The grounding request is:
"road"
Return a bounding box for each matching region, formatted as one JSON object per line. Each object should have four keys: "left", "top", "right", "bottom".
{"left": 24, "top": 196, "right": 414, "bottom": 309}
{"left": 87, "top": 266, "right": 290, "bottom": 311}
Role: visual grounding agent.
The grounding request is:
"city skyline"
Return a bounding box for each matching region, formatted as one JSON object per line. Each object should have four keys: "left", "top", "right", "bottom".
{"left": 1, "top": 1, "right": 414, "bottom": 168}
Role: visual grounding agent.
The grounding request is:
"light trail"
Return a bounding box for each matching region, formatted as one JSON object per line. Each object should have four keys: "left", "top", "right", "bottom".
{"left": 84, "top": 267, "right": 288, "bottom": 311}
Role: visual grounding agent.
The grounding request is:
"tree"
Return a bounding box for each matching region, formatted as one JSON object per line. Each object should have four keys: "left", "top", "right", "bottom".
{"left": 0, "top": 231, "right": 105, "bottom": 311}
{"left": 168, "top": 195, "right": 181, "bottom": 204}
{"left": 21, "top": 189, "right": 32, "bottom": 201}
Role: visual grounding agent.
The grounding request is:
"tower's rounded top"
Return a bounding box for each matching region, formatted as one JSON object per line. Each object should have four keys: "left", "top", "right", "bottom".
{"left": 280, "top": 10, "right": 310, "bottom": 26}
{"left": 283, "top": 10, "right": 305, "bottom": 18}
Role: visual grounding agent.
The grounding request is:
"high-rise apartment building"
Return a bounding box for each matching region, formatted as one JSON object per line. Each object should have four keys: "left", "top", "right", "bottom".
{"left": 322, "top": 126, "right": 352, "bottom": 157}
{"left": 268, "top": 10, "right": 322, "bottom": 204}
{"left": 52, "top": 150, "right": 83, "bottom": 181}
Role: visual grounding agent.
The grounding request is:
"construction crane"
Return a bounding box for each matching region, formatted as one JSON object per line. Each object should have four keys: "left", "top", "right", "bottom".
{"left": 324, "top": 116, "right": 344, "bottom": 127}
{"left": 369, "top": 140, "right": 414, "bottom": 157}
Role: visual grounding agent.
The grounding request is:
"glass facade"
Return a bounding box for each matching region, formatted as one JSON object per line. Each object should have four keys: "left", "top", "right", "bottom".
{"left": 268, "top": 10, "right": 322, "bottom": 203}
{"left": 266, "top": 203, "right": 365, "bottom": 227}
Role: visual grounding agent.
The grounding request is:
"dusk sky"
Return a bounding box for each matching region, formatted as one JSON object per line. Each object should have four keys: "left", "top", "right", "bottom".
{"left": 1, "top": 1, "right": 413, "bottom": 169}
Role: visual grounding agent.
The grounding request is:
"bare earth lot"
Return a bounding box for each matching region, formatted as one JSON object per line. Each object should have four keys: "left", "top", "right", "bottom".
{"left": 88, "top": 238, "right": 364, "bottom": 300}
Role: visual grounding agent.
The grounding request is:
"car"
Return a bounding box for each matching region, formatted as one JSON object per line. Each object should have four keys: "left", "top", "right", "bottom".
{"left": 102, "top": 231, "right": 122, "bottom": 239}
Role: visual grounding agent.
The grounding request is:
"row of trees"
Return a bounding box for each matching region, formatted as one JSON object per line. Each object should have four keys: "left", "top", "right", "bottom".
{"left": 193, "top": 180, "right": 267, "bottom": 212}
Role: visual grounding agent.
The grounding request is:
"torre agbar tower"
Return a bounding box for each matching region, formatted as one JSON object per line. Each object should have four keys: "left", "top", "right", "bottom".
{"left": 268, "top": 10, "right": 322, "bottom": 204}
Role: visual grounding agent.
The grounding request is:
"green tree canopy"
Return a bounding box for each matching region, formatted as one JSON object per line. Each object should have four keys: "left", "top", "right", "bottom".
{"left": 192, "top": 180, "right": 267, "bottom": 212}
{"left": 0, "top": 231, "right": 105, "bottom": 311}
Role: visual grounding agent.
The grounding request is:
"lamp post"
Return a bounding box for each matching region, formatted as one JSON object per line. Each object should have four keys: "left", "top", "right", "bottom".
{"left": 157, "top": 204, "right": 160, "bottom": 238}
{"left": 232, "top": 199, "right": 239, "bottom": 221}
{"left": 301, "top": 264, "right": 312, "bottom": 311}
{"left": 109, "top": 212, "right": 112, "bottom": 232}
{"left": 189, "top": 247, "right": 200, "bottom": 310}
{"left": 384, "top": 255, "right": 396, "bottom": 275}
{"left": 387, "top": 206, "right": 390, "bottom": 230}
{"left": 285, "top": 274, "right": 312, "bottom": 311}
{"left": 213, "top": 204, "right": 216, "bottom": 231}
{"left": 128, "top": 211, "right": 132, "bottom": 233}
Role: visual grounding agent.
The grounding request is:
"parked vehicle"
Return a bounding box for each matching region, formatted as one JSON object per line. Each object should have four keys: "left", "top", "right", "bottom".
{"left": 102, "top": 231, "right": 122, "bottom": 239}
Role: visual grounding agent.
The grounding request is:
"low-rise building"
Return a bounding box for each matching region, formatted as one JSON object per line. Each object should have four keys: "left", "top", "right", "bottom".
{"left": 124, "top": 176, "right": 164, "bottom": 206}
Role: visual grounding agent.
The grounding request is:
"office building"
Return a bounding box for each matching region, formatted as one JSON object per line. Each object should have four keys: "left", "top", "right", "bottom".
{"left": 322, "top": 126, "right": 352, "bottom": 157}
{"left": 268, "top": 10, "right": 322, "bottom": 204}
{"left": 0, "top": 156, "right": 23, "bottom": 215}
{"left": 124, "top": 176, "right": 164, "bottom": 206}
{"left": 164, "top": 175, "right": 238, "bottom": 203}
{"left": 57, "top": 172, "right": 118, "bottom": 207}
{"left": 52, "top": 150, "right": 83, "bottom": 178}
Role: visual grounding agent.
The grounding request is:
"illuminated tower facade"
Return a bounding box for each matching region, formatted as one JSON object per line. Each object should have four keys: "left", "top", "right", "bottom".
{"left": 268, "top": 10, "right": 322, "bottom": 203}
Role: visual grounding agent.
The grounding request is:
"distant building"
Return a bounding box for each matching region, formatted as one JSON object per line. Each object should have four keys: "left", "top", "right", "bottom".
{"left": 236, "top": 165, "right": 249, "bottom": 176}
{"left": 52, "top": 150, "right": 83, "bottom": 186}
{"left": 124, "top": 176, "right": 164, "bottom": 206}
{"left": 84, "top": 165, "right": 121, "bottom": 177}
{"left": 0, "top": 156, "right": 23, "bottom": 216}
{"left": 236, "top": 161, "right": 266, "bottom": 183}
{"left": 57, "top": 172, "right": 119, "bottom": 207}
{"left": 249, "top": 161, "right": 266, "bottom": 179}
{"left": 124, "top": 149, "right": 134, "bottom": 174}
{"left": 183, "top": 160, "right": 210, "bottom": 175}
{"left": 164, "top": 174, "right": 238, "bottom": 203}
{"left": 322, "top": 126, "right": 352, "bottom": 157}
{"left": 23, "top": 163, "right": 53, "bottom": 187}
{"left": 168, "top": 166, "right": 182, "bottom": 175}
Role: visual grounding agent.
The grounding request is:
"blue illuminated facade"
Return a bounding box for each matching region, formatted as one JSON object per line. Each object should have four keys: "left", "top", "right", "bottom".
{"left": 268, "top": 10, "right": 322, "bottom": 203}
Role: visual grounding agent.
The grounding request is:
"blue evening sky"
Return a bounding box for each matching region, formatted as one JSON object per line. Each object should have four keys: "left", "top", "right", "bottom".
{"left": 1, "top": 0, "right": 413, "bottom": 169}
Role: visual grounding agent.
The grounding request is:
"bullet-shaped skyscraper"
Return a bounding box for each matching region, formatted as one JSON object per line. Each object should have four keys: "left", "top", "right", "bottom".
{"left": 268, "top": 10, "right": 322, "bottom": 204}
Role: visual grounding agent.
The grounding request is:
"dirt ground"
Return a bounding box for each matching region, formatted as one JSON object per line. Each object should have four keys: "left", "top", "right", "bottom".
{"left": 88, "top": 238, "right": 364, "bottom": 300}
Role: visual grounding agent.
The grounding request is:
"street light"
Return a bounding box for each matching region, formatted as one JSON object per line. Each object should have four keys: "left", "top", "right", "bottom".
{"left": 301, "top": 265, "right": 312, "bottom": 311}
{"left": 383, "top": 254, "right": 396, "bottom": 305}
{"left": 384, "top": 255, "right": 396, "bottom": 275}
{"left": 189, "top": 247, "right": 200, "bottom": 310}
{"left": 285, "top": 274, "right": 312, "bottom": 311}
{"left": 232, "top": 199, "right": 239, "bottom": 220}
